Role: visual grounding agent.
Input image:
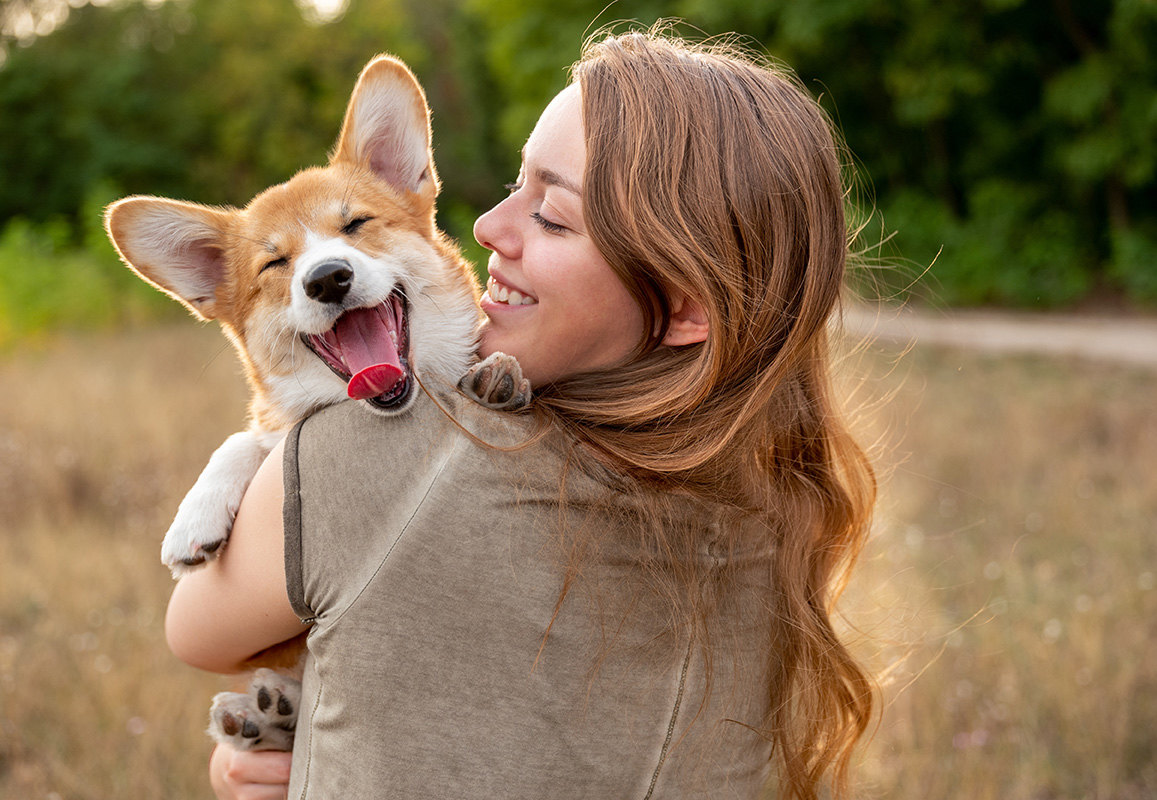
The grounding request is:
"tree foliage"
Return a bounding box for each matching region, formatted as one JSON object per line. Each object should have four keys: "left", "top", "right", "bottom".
{"left": 1, "top": 0, "right": 1154, "bottom": 314}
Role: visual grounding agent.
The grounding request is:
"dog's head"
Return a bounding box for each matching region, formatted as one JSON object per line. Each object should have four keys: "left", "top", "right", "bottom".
{"left": 105, "top": 56, "right": 481, "bottom": 427}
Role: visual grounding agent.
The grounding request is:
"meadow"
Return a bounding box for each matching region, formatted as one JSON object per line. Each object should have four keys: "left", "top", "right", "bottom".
{"left": 0, "top": 321, "right": 1154, "bottom": 799}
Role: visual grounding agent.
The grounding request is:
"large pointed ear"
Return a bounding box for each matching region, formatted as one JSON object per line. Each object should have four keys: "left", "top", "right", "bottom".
{"left": 104, "top": 196, "right": 233, "bottom": 321}
{"left": 331, "top": 55, "right": 438, "bottom": 199}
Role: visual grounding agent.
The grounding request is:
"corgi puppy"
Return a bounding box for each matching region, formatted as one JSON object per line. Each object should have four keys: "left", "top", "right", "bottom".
{"left": 106, "top": 55, "right": 529, "bottom": 579}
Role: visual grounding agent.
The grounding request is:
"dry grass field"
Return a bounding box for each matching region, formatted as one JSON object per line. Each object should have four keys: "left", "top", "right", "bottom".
{"left": 841, "top": 342, "right": 1157, "bottom": 799}
{"left": 1, "top": 322, "right": 1154, "bottom": 799}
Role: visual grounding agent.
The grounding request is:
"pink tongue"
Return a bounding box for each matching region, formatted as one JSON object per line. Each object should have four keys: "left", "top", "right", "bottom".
{"left": 333, "top": 306, "right": 404, "bottom": 400}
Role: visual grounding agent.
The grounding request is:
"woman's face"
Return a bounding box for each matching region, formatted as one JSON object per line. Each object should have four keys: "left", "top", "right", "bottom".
{"left": 473, "top": 84, "right": 645, "bottom": 386}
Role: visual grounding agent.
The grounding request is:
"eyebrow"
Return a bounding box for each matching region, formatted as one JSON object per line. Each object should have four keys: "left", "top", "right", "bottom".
{"left": 536, "top": 167, "right": 582, "bottom": 197}
{"left": 520, "top": 147, "right": 583, "bottom": 196}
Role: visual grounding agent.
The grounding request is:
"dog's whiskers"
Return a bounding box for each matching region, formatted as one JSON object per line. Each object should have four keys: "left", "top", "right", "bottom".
{"left": 288, "top": 332, "right": 310, "bottom": 392}
{"left": 417, "top": 287, "right": 446, "bottom": 315}
{"left": 281, "top": 324, "right": 317, "bottom": 397}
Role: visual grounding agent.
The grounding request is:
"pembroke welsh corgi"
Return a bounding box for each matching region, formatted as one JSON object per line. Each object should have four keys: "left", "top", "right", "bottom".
{"left": 106, "top": 55, "right": 529, "bottom": 579}
{"left": 105, "top": 54, "right": 530, "bottom": 753}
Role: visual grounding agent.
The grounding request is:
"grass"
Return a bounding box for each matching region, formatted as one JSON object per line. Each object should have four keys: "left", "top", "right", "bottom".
{"left": 1, "top": 322, "right": 1154, "bottom": 798}
{"left": 844, "top": 344, "right": 1157, "bottom": 799}
{"left": 0, "top": 323, "right": 246, "bottom": 799}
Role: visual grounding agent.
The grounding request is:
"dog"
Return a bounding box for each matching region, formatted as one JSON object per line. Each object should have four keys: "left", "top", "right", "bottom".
{"left": 104, "top": 55, "right": 530, "bottom": 751}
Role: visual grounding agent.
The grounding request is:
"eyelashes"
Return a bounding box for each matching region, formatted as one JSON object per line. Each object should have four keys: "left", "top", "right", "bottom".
{"left": 341, "top": 216, "right": 373, "bottom": 236}
{"left": 530, "top": 212, "right": 566, "bottom": 234}
{"left": 505, "top": 182, "right": 569, "bottom": 234}
{"left": 261, "top": 256, "right": 288, "bottom": 274}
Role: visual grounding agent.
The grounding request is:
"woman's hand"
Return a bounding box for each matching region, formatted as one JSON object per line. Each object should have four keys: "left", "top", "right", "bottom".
{"left": 209, "top": 744, "right": 292, "bottom": 800}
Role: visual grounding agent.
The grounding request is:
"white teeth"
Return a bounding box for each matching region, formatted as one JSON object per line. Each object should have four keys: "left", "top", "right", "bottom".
{"left": 487, "top": 276, "right": 537, "bottom": 306}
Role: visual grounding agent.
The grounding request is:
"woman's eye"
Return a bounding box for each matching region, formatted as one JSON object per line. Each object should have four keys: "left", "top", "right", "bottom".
{"left": 261, "top": 256, "right": 289, "bottom": 274}
{"left": 530, "top": 211, "right": 567, "bottom": 234}
{"left": 341, "top": 216, "right": 372, "bottom": 236}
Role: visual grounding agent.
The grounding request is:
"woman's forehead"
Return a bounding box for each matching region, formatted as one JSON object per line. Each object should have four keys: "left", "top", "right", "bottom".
{"left": 521, "top": 84, "right": 585, "bottom": 192}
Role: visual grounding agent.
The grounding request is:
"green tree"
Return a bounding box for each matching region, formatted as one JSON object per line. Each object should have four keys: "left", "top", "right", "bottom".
{"left": 1, "top": 0, "right": 1155, "bottom": 310}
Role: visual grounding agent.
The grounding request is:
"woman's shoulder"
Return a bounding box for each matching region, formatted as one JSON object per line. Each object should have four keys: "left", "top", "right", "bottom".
{"left": 296, "top": 383, "right": 534, "bottom": 448}
{"left": 288, "top": 383, "right": 564, "bottom": 490}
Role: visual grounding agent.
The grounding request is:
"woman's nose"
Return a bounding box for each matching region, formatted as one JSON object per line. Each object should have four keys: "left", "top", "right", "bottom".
{"left": 474, "top": 196, "right": 519, "bottom": 258}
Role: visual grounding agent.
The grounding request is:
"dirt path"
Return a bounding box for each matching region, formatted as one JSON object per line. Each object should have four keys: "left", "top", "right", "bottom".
{"left": 842, "top": 303, "right": 1157, "bottom": 369}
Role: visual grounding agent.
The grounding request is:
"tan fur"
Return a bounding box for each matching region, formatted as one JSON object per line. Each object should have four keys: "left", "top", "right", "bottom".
{"left": 102, "top": 55, "right": 527, "bottom": 753}
{"left": 105, "top": 56, "right": 487, "bottom": 575}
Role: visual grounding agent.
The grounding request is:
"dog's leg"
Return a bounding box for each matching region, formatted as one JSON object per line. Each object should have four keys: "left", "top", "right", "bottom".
{"left": 208, "top": 668, "right": 301, "bottom": 752}
{"left": 458, "top": 352, "right": 532, "bottom": 410}
{"left": 162, "top": 430, "right": 280, "bottom": 578}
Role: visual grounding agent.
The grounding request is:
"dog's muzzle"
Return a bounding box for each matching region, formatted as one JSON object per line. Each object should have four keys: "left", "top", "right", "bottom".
{"left": 301, "top": 288, "right": 412, "bottom": 409}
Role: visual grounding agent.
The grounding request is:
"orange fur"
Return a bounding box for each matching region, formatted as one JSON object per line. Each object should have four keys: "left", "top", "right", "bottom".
{"left": 105, "top": 55, "right": 483, "bottom": 574}
{"left": 102, "top": 54, "right": 491, "bottom": 752}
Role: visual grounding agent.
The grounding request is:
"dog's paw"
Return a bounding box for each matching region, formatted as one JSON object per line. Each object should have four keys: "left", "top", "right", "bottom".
{"left": 208, "top": 668, "right": 301, "bottom": 752}
{"left": 459, "top": 352, "right": 532, "bottom": 410}
{"left": 160, "top": 498, "right": 236, "bottom": 579}
{"left": 161, "top": 430, "right": 275, "bottom": 579}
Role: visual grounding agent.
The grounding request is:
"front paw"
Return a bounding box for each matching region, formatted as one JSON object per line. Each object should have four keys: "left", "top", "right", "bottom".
{"left": 160, "top": 493, "right": 237, "bottom": 578}
{"left": 161, "top": 430, "right": 275, "bottom": 578}
{"left": 459, "top": 352, "right": 532, "bottom": 410}
{"left": 208, "top": 668, "right": 301, "bottom": 752}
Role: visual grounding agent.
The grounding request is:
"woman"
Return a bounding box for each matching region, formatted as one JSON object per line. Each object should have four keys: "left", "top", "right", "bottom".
{"left": 167, "top": 28, "right": 876, "bottom": 800}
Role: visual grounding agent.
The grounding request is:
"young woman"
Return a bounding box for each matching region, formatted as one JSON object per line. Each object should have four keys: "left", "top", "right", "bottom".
{"left": 167, "top": 29, "right": 876, "bottom": 800}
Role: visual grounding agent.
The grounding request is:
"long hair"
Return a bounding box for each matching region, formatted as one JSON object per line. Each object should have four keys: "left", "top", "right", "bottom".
{"left": 531, "top": 29, "right": 877, "bottom": 800}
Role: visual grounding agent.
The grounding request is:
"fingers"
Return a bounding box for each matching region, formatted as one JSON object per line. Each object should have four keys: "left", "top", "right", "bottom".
{"left": 210, "top": 744, "right": 292, "bottom": 800}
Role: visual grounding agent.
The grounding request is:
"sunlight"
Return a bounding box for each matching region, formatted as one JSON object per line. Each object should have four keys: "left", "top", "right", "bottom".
{"left": 296, "top": 0, "right": 349, "bottom": 24}
{"left": 1, "top": 0, "right": 346, "bottom": 48}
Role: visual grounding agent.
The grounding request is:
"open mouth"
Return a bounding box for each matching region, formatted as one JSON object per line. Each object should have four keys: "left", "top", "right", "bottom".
{"left": 485, "top": 275, "right": 538, "bottom": 306}
{"left": 301, "top": 289, "right": 412, "bottom": 409}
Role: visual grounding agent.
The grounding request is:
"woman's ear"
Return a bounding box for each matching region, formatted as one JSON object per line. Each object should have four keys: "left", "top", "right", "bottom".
{"left": 661, "top": 293, "right": 709, "bottom": 347}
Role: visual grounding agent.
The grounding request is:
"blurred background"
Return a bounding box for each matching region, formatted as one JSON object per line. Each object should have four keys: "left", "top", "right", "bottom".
{"left": 1, "top": 0, "right": 1154, "bottom": 798}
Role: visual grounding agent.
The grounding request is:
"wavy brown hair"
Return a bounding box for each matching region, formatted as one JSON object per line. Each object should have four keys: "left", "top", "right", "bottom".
{"left": 529, "top": 28, "right": 877, "bottom": 800}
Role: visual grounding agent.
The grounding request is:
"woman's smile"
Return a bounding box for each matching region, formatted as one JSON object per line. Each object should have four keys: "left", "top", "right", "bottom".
{"left": 483, "top": 274, "right": 539, "bottom": 306}
{"left": 473, "top": 84, "right": 646, "bottom": 386}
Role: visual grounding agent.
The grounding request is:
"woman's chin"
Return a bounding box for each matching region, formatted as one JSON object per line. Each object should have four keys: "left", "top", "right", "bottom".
{"left": 477, "top": 322, "right": 515, "bottom": 361}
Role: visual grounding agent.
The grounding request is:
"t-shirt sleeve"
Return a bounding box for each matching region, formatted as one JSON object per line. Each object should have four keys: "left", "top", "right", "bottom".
{"left": 281, "top": 395, "right": 465, "bottom": 624}
{"left": 282, "top": 416, "right": 311, "bottom": 622}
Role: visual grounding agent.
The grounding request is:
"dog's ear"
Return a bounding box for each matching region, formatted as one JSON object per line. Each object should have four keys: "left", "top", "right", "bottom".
{"left": 104, "top": 197, "right": 233, "bottom": 321}
{"left": 332, "top": 55, "right": 438, "bottom": 201}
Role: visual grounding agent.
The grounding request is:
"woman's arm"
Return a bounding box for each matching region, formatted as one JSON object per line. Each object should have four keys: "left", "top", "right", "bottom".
{"left": 165, "top": 438, "right": 307, "bottom": 673}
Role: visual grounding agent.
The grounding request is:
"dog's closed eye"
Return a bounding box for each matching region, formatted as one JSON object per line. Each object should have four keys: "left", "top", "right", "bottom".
{"left": 342, "top": 216, "right": 373, "bottom": 236}
{"left": 261, "top": 256, "right": 289, "bottom": 274}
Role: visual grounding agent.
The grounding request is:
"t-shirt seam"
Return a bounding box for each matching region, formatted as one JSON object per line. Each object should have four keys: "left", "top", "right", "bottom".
{"left": 642, "top": 636, "right": 694, "bottom": 799}
{"left": 294, "top": 657, "right": 322, "bottom": 800}
{"left": 324, "top": 431, "right": 463, "bottom": 631}
{"left": 283, "top": 417, "right": 312, "bottom": 623}
{"left": 294, "top": 412, "right": 461, "bottom": 798}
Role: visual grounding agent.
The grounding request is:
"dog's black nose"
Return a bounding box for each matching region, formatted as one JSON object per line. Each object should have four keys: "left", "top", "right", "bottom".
{"left": 304, "top": 261, "right": 353, "bottom": 305}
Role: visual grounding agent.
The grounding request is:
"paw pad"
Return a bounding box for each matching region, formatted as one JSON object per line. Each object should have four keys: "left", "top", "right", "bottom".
{"left": 208, "top": 669, "right": 302, "bottom": 752}
{"left": 459, "top": 352, "right": 532, "bottom": 410}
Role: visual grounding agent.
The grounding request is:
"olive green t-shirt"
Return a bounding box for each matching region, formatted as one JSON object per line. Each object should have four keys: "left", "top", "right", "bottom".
{"left": 283, "top": 387, "right": 775, "bottom": 798}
